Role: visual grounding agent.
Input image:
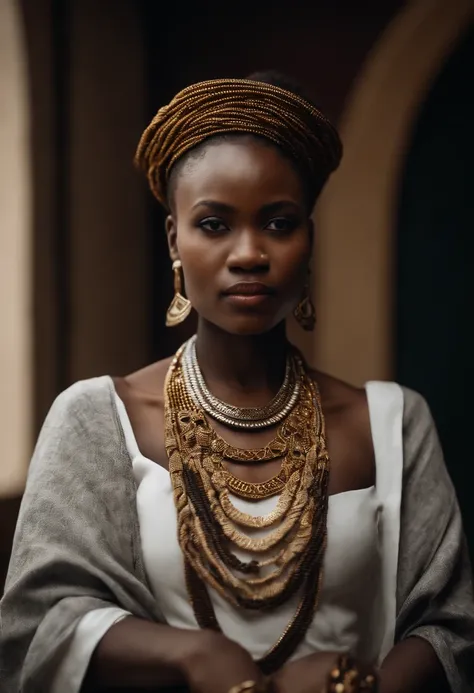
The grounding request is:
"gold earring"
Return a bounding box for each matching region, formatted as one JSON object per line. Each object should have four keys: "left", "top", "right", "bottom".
{"left": 166, "top": 260, "right": 192, "bottom": 327}
{"left": 294, "top": 275, "right": 316, "bottom": 331}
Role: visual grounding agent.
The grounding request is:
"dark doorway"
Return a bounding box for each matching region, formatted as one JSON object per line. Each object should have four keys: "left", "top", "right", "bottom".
{"left": 396, "top": 24, "right": 474, "bottom": 556}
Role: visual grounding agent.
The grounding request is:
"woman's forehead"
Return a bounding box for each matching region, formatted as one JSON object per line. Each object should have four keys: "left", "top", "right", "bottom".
{"left": 173, "top": 139, "right": 306, "bottom": 209}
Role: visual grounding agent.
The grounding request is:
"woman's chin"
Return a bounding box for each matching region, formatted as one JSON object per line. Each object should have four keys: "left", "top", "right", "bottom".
{"left": 214, "top": 315, "right": 282, "bottom": 337}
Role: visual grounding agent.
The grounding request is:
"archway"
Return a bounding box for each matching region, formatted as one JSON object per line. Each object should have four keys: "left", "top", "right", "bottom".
{"left": 314, "top": 0, "right": 474, "bottom": 386}
{"left": 396, "top": 24, "right": 474, "bottom": 552}
{"left": 0, "top": 0, "right": 32, "bottom": 497}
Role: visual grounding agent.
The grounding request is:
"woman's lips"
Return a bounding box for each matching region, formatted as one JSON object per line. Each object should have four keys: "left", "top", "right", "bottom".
{"left": 222, "top": 282, "right": 275, "bottom": 307}
{"left": 224, "top": 294, "right": 273, "bottom": 307}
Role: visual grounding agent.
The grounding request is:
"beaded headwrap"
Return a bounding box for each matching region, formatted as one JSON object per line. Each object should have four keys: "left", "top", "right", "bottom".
{"left": 135, "top": 78, "right": 342, "bottom": 208}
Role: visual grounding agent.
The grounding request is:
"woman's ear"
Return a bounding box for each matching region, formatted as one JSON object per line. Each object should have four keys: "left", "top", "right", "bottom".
{"left": 165, "top": 215, "right": 179, "bottom": 262}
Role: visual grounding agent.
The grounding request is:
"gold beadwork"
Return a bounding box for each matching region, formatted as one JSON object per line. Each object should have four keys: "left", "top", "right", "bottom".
{"left": 135, "top": 78, "right": 342, "bottom": 208}
{"left": 223, "top": 469, "right": 287, "bottom": 501}
{"left": 327, "top": 656, "right": 379, "bottom": 693}
{"left": 214, "top": 434, "right": 287, "bottom": 463}
{"left": 166, "top": 260, "right": 192, "bottom": 327}
{"left": 163, "top": 340, "right": 330, "bottom": 671}
{"left": 228, "top": 681, "right": 268, "bottom": 693}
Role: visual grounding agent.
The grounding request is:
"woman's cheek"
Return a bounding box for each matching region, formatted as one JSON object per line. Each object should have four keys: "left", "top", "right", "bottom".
{"left": 182, "top": 270, "right": 209, "bottom": 309}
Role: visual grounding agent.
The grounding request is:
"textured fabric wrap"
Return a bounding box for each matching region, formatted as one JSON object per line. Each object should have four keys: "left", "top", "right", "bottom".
{"left": 134, "top": 78, "right": 342, "bottom": 208}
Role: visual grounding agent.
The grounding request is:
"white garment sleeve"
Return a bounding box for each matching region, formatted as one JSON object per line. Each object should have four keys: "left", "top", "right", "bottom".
{"left": 365, "top": 381, "right": 404, "bottom": 663}
{"left": 50, "top": 607, "right": 131, "bottom": 693}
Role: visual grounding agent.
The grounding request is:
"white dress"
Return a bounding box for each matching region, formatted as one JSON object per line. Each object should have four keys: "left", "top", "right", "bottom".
{"left": 50, "top": 381, "right": 403, "bottom": 693}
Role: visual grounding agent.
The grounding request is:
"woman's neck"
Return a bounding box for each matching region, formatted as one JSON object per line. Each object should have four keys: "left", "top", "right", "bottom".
{"left": 195, "top": 319, "right": 289, "bottom": 406}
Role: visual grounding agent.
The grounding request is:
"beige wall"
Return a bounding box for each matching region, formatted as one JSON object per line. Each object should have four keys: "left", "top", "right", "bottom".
{"left": 0, "top": 0, "right": 32, "bottom": 496}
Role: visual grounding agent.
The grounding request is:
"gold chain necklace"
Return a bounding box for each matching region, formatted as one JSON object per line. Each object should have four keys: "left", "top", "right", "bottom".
{"left": 164, "top": 342, "right": 330, "bottom": 672}
{"left": 212, "top": 434, "right": 287, "bottom": 463}
{"left": 223, "top": 468, "right": 287, "bottom": 501}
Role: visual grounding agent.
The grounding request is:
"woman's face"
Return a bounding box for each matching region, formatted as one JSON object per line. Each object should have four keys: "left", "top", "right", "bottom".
{"left": 166, "top": 138, "right": 313, "bottom": 336}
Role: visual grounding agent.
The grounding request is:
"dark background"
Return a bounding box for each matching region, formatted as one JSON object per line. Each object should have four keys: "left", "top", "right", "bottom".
{"left": 396, "top": 23, "right": 474, "bottom": 546}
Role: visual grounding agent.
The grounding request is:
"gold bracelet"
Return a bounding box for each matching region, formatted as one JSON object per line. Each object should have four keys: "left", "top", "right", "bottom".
{"left": 327, "top": 655, "right": 378, "bottom": 693}
{"left": 228, "top": 680, "right": 264, "bottom": 693}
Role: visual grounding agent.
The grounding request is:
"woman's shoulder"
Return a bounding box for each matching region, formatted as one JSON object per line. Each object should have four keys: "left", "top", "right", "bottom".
{"left": 55, "top": 355, "right": 175, "bottom": 407}
{"left": 33, "top": 377, "right": 119, "bottom": 456}
{"left": 114, "top": 357, "right": 174, "bottom": 407}
{"left": 32, "top": 376, "right": 125, "bottom": 476}
{"left": 311, "top": 371, "right": 436, "bottom": 454}
{"left": 313, "top": 370, "right": 431, "bottom": 424}
{"left": 46, "top": 375, "right": 116, "bottom": 424}
{"left": 310, "top": 368, "right": 368, "bottom": 420}
{"left": 311, "top": 370, "right": 375, "bottom": 486}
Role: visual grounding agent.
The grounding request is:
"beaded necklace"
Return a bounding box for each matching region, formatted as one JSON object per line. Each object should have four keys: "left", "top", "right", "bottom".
{"left": 164, "top": 340, "right": 330, "bottom": 672}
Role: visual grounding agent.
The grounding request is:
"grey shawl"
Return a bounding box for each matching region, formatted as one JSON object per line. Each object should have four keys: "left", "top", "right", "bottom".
{"left": 0, "top": 377, "right": 473, "bottom": 692}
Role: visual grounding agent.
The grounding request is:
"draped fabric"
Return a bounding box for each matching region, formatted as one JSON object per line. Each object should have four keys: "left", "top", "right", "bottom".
{"left": 0, "top": 377, "right": 473, "bottom": 692}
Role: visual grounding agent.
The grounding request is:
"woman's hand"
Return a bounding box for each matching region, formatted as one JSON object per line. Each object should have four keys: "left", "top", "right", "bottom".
{"left": 271, "top": 652, "right": 347, "bottom": 693}
{"left": 178, "top": 630, "right": 265, "bottom": 693}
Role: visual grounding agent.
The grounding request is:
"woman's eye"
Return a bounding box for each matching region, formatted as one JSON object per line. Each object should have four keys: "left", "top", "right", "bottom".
{"left": 198, "top": 217, "right": 228, "bottom": 234}
{"left": 266, "top": 217, "right": 297, "bottom": 233}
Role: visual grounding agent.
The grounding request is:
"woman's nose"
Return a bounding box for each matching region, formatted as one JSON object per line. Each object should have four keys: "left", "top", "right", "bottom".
{"left": 226, "top": 231, "right": 270, "bottom": 273}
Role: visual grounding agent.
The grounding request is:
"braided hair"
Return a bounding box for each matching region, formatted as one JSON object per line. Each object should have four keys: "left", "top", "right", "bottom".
{"left": 135, "top": 71, "right": 342, "bottom": 212}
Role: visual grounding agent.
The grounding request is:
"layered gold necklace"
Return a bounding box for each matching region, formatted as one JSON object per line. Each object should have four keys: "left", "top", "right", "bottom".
{"left": 164, "top": 339, "right": 330, "bottom": 673}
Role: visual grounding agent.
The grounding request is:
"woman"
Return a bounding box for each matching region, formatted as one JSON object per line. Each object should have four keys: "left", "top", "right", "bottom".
{"left": 1, "top": 72, "right": 473, "bottom": 693}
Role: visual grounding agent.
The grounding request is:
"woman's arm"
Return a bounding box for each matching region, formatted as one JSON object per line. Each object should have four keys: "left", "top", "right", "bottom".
{"left": 378, "top": 638, "right": 448, "bottom": 693}
{"left": 87, "top": 617, "right": 191, "bottom": 688}
{"left": 272, "top": 638, "right": 447, "bottom": 693}
{"left": 86, "top": 616, "right": 262, "bottom": 693}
